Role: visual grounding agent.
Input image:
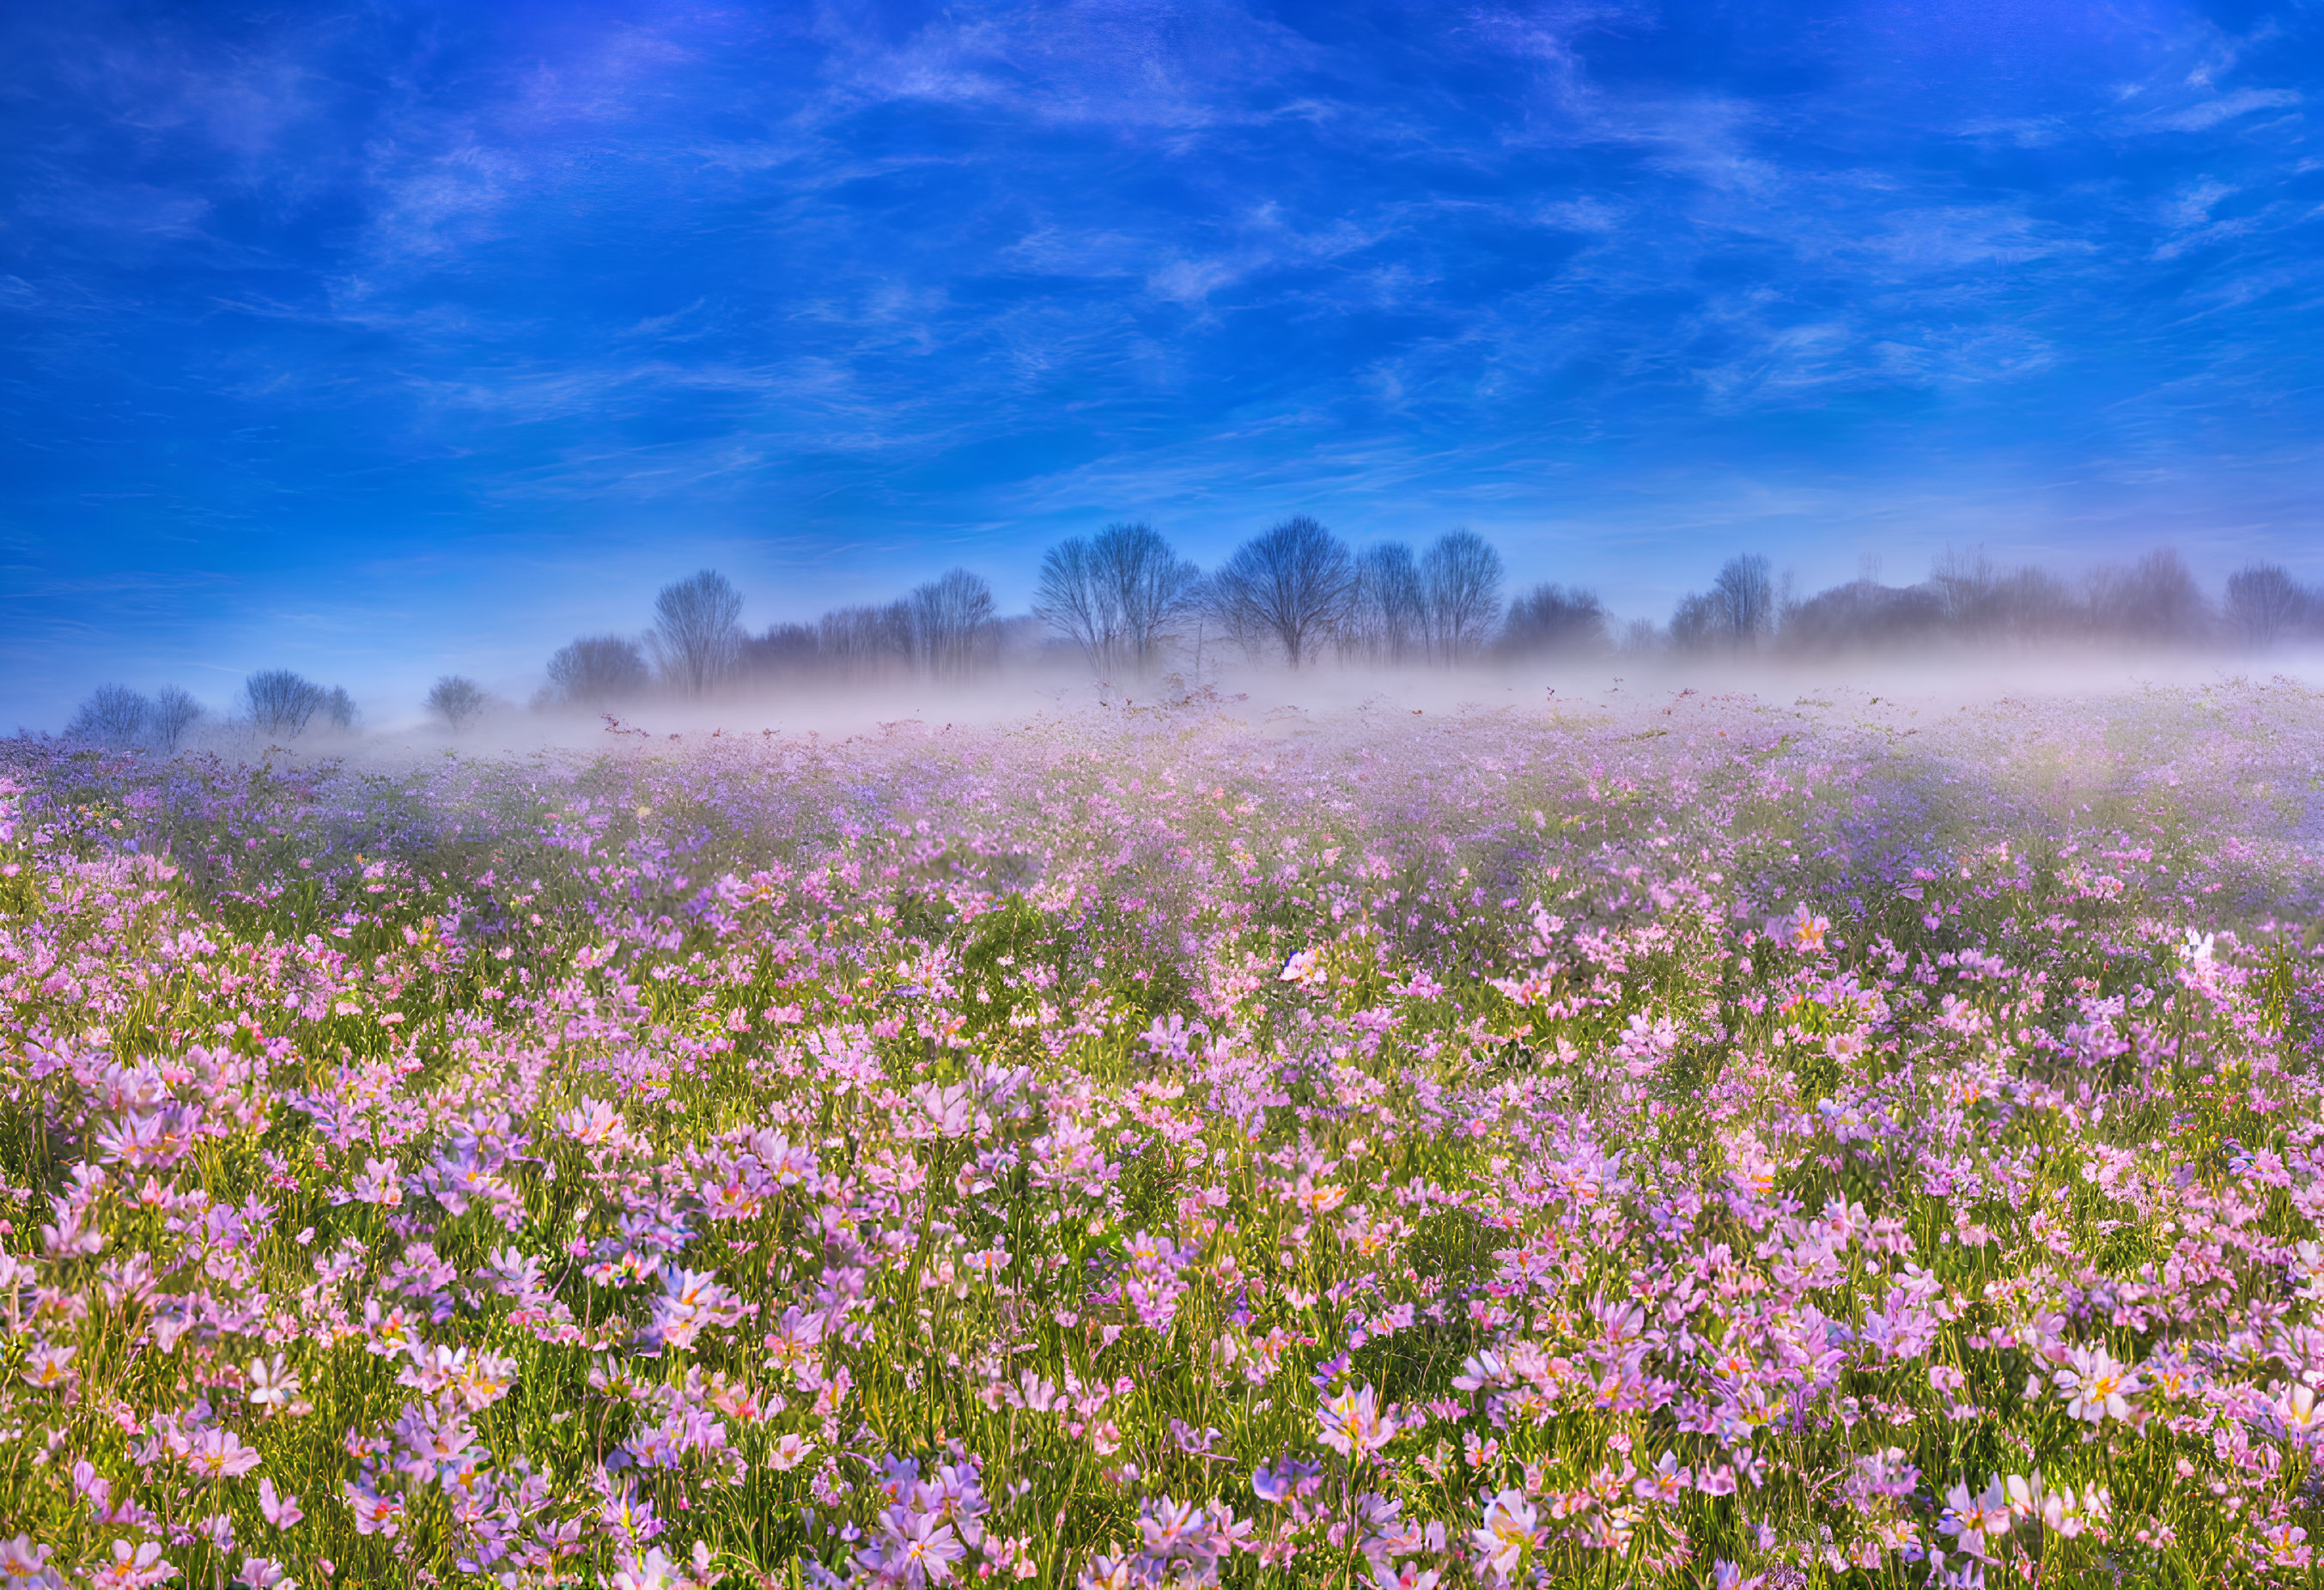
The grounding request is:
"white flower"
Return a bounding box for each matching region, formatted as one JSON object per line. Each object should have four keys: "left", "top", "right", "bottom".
{"left": 245, "top": 1355, "right": 301, "bottom": 1412}
{"left": 1471, "top": 1489, "right": 1538, "bottom": 1578}
{"left": 2053, "top": 1344, "right": 2139, "bottom": 1424}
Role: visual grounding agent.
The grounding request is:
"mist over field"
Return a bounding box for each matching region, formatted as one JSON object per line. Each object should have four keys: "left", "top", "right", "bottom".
{"left": 152, "top": 651, "right": 2324, "bottom": 767}
{"left": 41, "top": 533, "right": 2324, "bottom": 758}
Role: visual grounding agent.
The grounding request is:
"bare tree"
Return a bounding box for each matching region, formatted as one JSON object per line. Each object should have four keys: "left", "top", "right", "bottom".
{"left": 149, "top": 685, "right": 202, "bottom": 751}
{"left": 1101, "top": 523, "right": 1201, "bottom": 674}
{"left": 1932, "top": 545, "right": 2006, "bottom": 637}
{"left": 818, "top": 604, "right": 916, "bottom": 679}
{"left": 426, "top": 675, "right": 490, "bottom": 732}
{"left": 1036, "top": 523, "right": 1202, "bottom": 675}
{"left": 323, "top": 687, "right": 358, "bottom": 733}
{"left": 909, "top": 568, "right": 997, "bottom": 679}
{"left": 1499, "top": 583, "right": 1609, "bottom": 657}
{"left": 2087, "top": 549, "right": 2209, "bottom": 646}
{"left": 1421, "top": 531, "right": 1506, "bottom": 663}
{"left": 1033, "top": 539, "right": 1109, "bottom": 669}
{"left": 1710, "top": 553, "right": 1776, "bottom": 649}
{"left": 651, "top": 570, "right": 745, "bottom": 696}
{"left": 1668, "top": 556, "right": 1773, "bottom": 654}
{"left": 1210, "top": 515, "right": 1355, "bottom": 667}
{"left": 544, "top": 636, "right": 650, "bottom": 707}
{"left": 2224, "top": 562, "right": 2309, "bottom": 650}
{"left": 65, "top": 684, "right": 150, "bottom": 747}
{"left": 1341, "top": 543, "right": 1427, "bottom": 664}
{"left": 244, "top": 670, "right": 326, "bottom": 737}
{"left": 1668, "top": 591, "right": 1722, "bottom": 652}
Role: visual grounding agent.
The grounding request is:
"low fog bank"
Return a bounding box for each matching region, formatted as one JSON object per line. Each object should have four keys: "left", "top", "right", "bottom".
{"left": 40, "top": 529, "right": 2324, "bottom": 760}
{"left": 36, "top": 643, "right": 2324, "bottom": 775}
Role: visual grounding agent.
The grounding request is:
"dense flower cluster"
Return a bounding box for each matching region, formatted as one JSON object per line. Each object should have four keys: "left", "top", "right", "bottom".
{"left": 3, "top": 681, "right": 2323, "bottom": 1587}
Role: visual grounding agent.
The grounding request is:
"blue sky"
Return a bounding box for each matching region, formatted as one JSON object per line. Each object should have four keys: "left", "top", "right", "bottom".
{"left": 3, "top": 1, "right": 2318, "bottom": 724}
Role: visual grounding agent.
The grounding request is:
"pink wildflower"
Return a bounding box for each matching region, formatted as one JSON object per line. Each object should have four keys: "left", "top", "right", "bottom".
{"left": 19, "top": 1343, "right": 74, "bottom": 1391}
{"left": 186, "top": 1428, "right": 262, "bottom": 1482}
{"left": 85, "top": 1541, "right": 175, "bottom": 1590}
{"left": 258, "top": 1477, "right": 304, "bottom": 1529}
{"left": 1317, "top": 1384, "right": 1397, "bottom": 1460}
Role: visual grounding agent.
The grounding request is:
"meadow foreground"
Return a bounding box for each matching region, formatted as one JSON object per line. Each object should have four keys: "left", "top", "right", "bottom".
{"left": 3, "top": 681, "right": 2323, "bottom": 1588}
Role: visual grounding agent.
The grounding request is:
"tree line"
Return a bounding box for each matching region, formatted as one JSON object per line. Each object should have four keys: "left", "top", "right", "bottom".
{"left": 520, "top": 520, "right": 1539, "bottom": 718}
{"left": 56, "top": 520, "right": 2324, "bottom": 745}
{"left": 1670, "top": 547, "right": 2320, "bottom": 655}
{"left": 59, "top": 670, "right": 358, "bottom": 752}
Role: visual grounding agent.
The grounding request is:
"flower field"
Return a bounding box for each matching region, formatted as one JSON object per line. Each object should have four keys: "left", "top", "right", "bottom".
{"left": 5, "top": 681, "right": 2324, "bottom": 1589}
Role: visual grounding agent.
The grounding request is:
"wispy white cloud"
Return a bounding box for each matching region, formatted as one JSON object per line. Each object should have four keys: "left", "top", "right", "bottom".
{"left": 2143, "top": 86, "right": 2300, "bottom": 132}
{"left": 801, "top": 0, "right": 1322, "bottom": 134}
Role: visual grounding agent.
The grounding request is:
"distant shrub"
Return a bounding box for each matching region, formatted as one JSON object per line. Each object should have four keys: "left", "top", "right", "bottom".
{"left": 1499, "top": 583, "right": 1609, "bottom": 658}
{"left": 426, "top": 675, "right": 490, "bottom": 733}
{"left": 544, "top": 635, "right": 651, "bottom": 708}
{"left": 1779, "top": 581, "right": 1945, "bottom": 654}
